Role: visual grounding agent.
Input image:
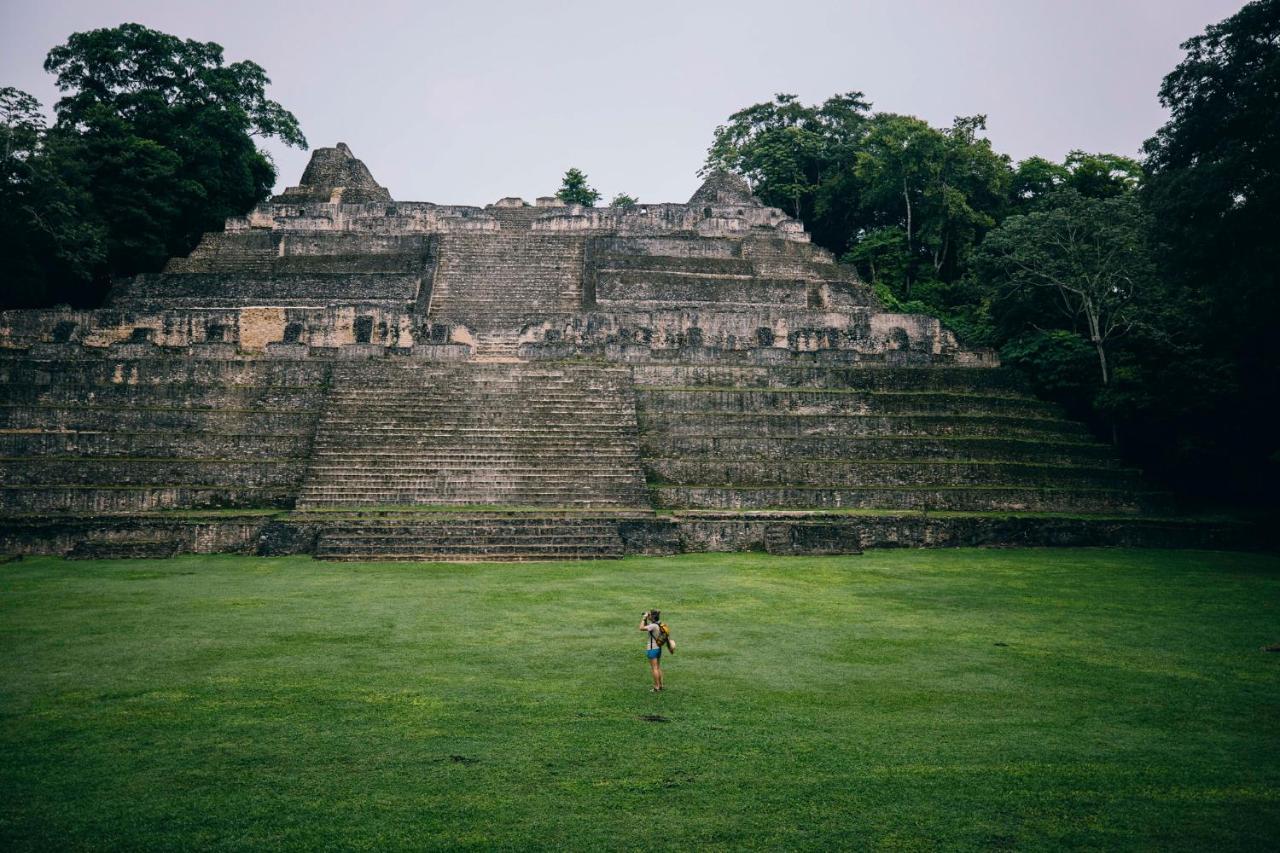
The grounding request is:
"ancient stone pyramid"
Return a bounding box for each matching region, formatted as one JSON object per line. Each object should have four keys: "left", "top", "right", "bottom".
{"left": 0, "top": 145, "right": 1220, "bottom": 560}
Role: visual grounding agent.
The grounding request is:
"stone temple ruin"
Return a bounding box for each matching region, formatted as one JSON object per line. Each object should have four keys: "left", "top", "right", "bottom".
{"left": 0, "top": 144, "right": 1226, "bottom": 560}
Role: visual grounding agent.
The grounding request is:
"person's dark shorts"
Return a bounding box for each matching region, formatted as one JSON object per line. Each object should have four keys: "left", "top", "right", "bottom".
{"left": 647, "top": 647, "right": 662, "bottom": 660}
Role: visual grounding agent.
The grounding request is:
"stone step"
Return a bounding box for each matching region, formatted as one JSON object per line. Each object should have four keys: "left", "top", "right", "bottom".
{"left": 299, "top": 487, "right": 645, "bottom": 498}
{"left": 66, "top": 539, "right": 182, "bottom": 559}
{"left": 0, "top": 485, "right": 294, "bottom": 513}
{"left": 643, "top": 458, "right": 1142, "bottom": 489}
{"left": 0, "top": 458, "right": 303, "bottom": 487}
{"left": 304, "top": 458, "right": 638, "bottom": 468}
{"left": 642, "top": 435, "right": 1117, "bottom": 465}
{"left": 0, "top": 407, "right": 317, "bottom": 438}
{"left": 652, "top": 485, "right": 1166, "bottom": 514}
{"left": 636, "top": 390, "right": 1059, "bottom": 418}
{"left": 298, "top": 362, "right": 646, "bottom": 509}
{"left": 630, "top": 364, "right": 1033, "bottom": 394}
{"left": 636, "top": 412, "right": 1091, "bottom": 439}
{"left": 0, "top": 431, "right": 311, "bottom": 458}
{"left": 302, "top": 468, "right": 643, "bottom": 478}
{"left": 0, "top": 359, "right": 332, "bottom": 387}
{"left": 300, "top": 495, "right": 646, "bottom": 504}
{"left": 321, "top": 533, "right": 619, "bottom": 546}
{"left": 0, "top": 382, "right": 326, "bottom": 396}
{"left": 318, "top": 551, "right": 621, "bottom": 561}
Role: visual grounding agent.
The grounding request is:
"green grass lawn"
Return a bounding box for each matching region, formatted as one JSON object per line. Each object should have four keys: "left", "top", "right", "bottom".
{"left": 2, "top": 549, "right": 1277, "bottom": 851}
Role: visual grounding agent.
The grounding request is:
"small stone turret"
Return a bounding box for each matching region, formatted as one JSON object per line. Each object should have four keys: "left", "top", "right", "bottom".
{"left": 688, "top": 170, "right": 759, "bottom": 206}
{"left": 273, "top": 142, "right": 392, "bottom": 204}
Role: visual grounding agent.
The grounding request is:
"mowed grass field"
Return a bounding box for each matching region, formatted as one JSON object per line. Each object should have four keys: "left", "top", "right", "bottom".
{"left": 1, "top": 549, "right": 1277, "bottom": 851}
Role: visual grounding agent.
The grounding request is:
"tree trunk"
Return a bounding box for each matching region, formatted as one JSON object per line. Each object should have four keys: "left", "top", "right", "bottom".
{"left": 1086, "top": 308, "right": 1119, "bottom": 445}
{"left": 902, "top": 178, "right": 913, "bottom": 297}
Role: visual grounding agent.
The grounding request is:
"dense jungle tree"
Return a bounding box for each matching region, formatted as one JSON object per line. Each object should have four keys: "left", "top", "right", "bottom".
{"left": 1, "top": 23, "right": 305, "bottom": 308}
{"left": 0, "top": 87, "right": 104, "bottom": 308}
{"left": 1141, "top": 0, "right": 1280, "bottom": 497}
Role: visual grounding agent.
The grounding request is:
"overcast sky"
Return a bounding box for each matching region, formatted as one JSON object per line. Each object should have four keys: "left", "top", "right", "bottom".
{"left": 1, "top": 0, "right": 1245, "bottom": 206}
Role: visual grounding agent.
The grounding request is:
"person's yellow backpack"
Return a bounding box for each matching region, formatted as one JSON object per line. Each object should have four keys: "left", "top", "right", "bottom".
{"left": 658, "top": 622, "right": 676, "bottom": 654}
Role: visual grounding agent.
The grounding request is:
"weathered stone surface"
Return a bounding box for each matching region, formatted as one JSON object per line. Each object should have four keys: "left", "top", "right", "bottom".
{"left": 273, "top": 143, "right": 392, "bottom": 204}
{"left": 688, "top": 170, "right": 758, "bottom": 206}
{"left": 0, "top": 143, "right": 1224, "bottom": 560}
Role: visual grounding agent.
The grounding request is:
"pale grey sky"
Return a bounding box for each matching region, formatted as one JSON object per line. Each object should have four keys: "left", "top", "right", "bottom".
{"left": 1, "top": 0, "right": 1245, "bottom": 206}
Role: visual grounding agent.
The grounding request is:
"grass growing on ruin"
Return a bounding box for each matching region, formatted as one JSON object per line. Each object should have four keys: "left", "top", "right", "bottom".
{"left": 2, "top": 549, "right": 1277, "bottom": 850}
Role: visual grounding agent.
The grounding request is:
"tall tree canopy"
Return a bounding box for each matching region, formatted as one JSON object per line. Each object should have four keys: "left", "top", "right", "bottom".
{"left": 704, "top": 94, "right": 1009, "bottom": 303}
{"left": 973, "top": 190, "right": 1155, "bottom": 391}
{"left": 1140, "top": 0, "right": 1280, "bottom": 497}
{"left": 0, "top": 23, "right": 306, "bottom": 308}
{"left": 44, "top": 23, "right": 307, "bottom": 279}
{"left": 0, "top": 87, "right": 103, "bottom": 308}
{"left": 705, "top": 92, "right": 871, "bottom": 251}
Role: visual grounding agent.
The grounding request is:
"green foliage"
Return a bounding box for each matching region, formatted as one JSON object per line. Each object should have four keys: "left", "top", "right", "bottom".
{"left": 702, "top": 70, "right": 1280, "bottom": 499}
{"left": 1141, "top": 0, "right": 1280, "bottom": 497}
{"left": 1011, "top": 151, "right": 1142, "bottom": 211}
{"left": 974, "top": 189, "right": 1156, "bottom": 386}
{"left": 555, "top": 167, "right": 600, "bottom": 206}
{"left": 1, "top": 23, "right": 305, "bottom": 308}
{"left": 1062, "top": 151, "right": 1143, "bottom": 199}
{"left": 43, "top": 23, "right": 306, "bottom": 279}
{"left": 3, "top": 550, "right": 1277, "bottom": 849}
{"left": 999, "top": 329, "right": 1098, "bottom": 412}
{"left": 0, "top": 87, "right": 105, "bottom": 307}
{"left": 705, "top": 92, "right": 872, "bottom": 246}
{"left": 706, "top": 95, "right": 1008, "bottom": 296}
{"left": 609, "top": 192, "right": 637, "bottom": 208}
{"left": 854, "top": 113, "right": 1010, "bottom": 294}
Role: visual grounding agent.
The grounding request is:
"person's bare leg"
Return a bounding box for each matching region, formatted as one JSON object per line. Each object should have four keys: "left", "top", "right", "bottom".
{"left": 649, "top": 657, "right": 661, "bottom": 690}
{"left": 656, "top": 660, "right": 663, "bottom": 691}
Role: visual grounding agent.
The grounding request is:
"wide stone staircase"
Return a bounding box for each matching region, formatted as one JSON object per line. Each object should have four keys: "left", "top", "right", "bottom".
{"left": 0, "top": 356, "right": 328, "bottom": 514}
{"left": 294, "top": 362, "right": 650, "bottom": 560}
{"left": 428, "top": 230, "right": 584, "bottom": 327}
{"left": 632, "top": 363, "right": 1166, "bottom": 516}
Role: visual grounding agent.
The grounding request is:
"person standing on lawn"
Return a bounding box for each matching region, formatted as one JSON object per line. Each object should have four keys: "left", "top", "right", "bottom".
{"left": 640, "top": 609, "right": 667, "bottom": 692}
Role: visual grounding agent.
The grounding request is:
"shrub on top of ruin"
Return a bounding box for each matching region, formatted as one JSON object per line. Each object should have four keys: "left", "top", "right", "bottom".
{"left": 610, "top": 193, "right": 638, "bottom": 209}
{"left": 556, "top": 168, "right": 601, "bottom": 207}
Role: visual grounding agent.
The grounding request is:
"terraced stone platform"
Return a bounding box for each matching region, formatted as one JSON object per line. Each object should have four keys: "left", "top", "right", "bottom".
{"left": 0, "top": 143, "right": 1243, "bottom": 560}
{"left": 633, "top": 364, "right": 1166, "bottom": 516}
{"left": 303, "top": 510, "right": 643, "bottom": 562}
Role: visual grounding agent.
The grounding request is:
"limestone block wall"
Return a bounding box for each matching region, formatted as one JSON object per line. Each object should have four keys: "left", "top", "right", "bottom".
{"left": 0, "top": 306, "right": 420, "bottom": 353}
{"left": 0, "top": 355, "right": 330, "bottom": 514}
{"left": 221, "top": 196, "right": 807, "bottom": 243}
{"left": 114, "top": 273, "right": 423, "bottom": 309}
{"left": 584, "top": 235, "right": 870, "bottom": 312}
{"left": 520, "top": 309, "right": 987, "bottom": 364}
{"left": 164, "top": 231, "right": 435, "bottom": 273}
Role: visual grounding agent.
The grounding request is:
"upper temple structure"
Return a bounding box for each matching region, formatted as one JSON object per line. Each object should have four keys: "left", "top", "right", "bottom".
{"left": 0, "top": 144, "right": 1227, "bottom": 560}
